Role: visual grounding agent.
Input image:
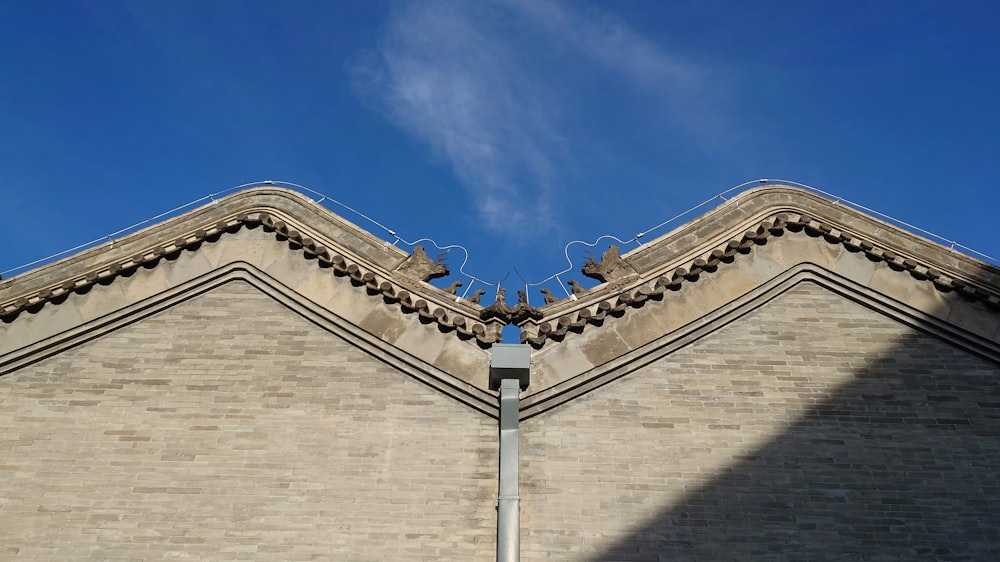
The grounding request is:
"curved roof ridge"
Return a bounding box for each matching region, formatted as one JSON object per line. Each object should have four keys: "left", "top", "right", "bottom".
{"left": 3, "top": 185, "right": 998, "bottom": 351}
{"left": 517, "top": 185, "right": 1000, "bottom": 348}
{"left": 0, "top": 187, "right": 504, "bottom": 347}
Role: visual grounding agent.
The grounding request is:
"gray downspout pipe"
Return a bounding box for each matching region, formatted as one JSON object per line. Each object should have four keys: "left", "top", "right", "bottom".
{"left": 490, "top": 344, "right": 530, "bottom": 562}
{"left": 497, "top": 378, "right": 520, "bottom": 562}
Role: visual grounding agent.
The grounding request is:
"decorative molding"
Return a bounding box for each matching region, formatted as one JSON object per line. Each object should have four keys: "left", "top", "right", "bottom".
{"left": 520, "top": 210, "right": 1000, "bottom": 348}
{"left": 256, "top": 212, "right": 502, "bottom": 345}
{"left": 581, "top": 244, "right": 637, "bottom": 283}
{"left": 0, "top": 190, "right": 503, "bottom": 346}
{"left": 0, "top": 262, "right": 500, "bottom": 417}
{"left": 518, "top": 264, "right": 1000, "bottom": 419}
{"left": 3, "top": 185, "right": 998, "bottom": 352}
{"left": 479, "top": 288, "right": 543, "bottom": 325}
{"left": 394, "top": 245, "right": 450, "bottom": 282}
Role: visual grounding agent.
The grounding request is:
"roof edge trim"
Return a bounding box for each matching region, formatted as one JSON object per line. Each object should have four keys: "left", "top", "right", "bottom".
{"left": 0, "top": 187, "right": 504, "bottom": 346}
{"left": 0, "top": 261, "right": 500, "bottom": 418}
{"left": 519, "top": 263, "right": 1000, "bottom": 419}
{"left": 520, "top": 186, "right": 1000, "bottom": 347}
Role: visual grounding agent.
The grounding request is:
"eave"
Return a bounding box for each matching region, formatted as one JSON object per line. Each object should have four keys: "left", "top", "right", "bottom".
{"left": 518, "top": 185, "right": 1000, "bottom": 348}
{"left": 0, "top": 188, "right": 504, "bottom": 347}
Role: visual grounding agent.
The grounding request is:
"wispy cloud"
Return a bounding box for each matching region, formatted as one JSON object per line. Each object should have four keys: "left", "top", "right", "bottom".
{"left": 499, "top": 0, "right": 701, "bottom": 96}
{"left": 351, "top": 0, "right": 708, "bottom": 237}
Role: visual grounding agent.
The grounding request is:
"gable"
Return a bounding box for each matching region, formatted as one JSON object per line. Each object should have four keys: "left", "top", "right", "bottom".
{"left": 3, "top": 183, "right": 1000, "bottom": 560}
{"left": 2, "top": 184, "right": 998, "bottom": 412}
{"left": 519, "top": 280, "right": 1000, "bottom": 560}
{"left": 2, "top": 278, "right": 491, "bottom": 417}
{"left": 0, "top": 278, "right": 498, "bottom": 560}
{"left": 543, "top": 280, "right": 999, "bottom": 414}
{"left": 0, "top": 262, "right": 497, "bottom": 416}
{"left": 521, "top": 268, "right": 1000, "bottom": 417}
{"left": 518, "top": 185, "right": 1000, "bottom": 404}
{"left": 0, "top": 188, "right": 501, "bottom": 402}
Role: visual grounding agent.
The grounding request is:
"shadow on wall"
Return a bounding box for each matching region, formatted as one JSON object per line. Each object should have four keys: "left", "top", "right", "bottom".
{"left": 586, "top": 323, "right": 1000, "bottom": 561}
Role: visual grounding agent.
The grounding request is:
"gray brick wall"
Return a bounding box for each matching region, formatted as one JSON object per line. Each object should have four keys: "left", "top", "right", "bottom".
{"left": 4, "top": 276, "right": 999, "bottom": 561}
{"left": 0, "top": 280, "right": 497, "bottom": 561}
{"left": 521, "top": 281, "right": 1000, "bottom": 561}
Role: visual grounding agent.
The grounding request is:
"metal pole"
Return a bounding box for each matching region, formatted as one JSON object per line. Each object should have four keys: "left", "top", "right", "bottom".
{"left": 497, "top": 378, "right": 520, "bottom": 562}
{"left": 490, "top": 343, "right": 529, "bottom": 562}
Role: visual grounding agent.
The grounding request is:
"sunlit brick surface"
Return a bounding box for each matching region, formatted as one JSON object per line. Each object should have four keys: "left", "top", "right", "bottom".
{"left": 0, "top": 281, "right": 496, "bottom": 561}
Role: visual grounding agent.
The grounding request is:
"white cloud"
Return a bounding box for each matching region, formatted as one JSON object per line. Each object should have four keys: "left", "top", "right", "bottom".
{"left": 499, "top": 0, "right": 700, "bottom": 95}
{"left": 351, "top": 0, "right": 707, "bottom": 237}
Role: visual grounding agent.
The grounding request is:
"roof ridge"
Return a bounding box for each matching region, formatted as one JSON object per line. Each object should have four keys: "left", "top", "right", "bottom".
{"left": 0, "top": 198, "right": 504, "bottom": 346}
{"left": 519, "top": 210, "right": 1000, "bottom": 348}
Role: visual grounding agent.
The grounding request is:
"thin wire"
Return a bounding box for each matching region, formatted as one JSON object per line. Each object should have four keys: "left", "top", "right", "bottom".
{"left": 494, "top": 271, "right": 511, "bottom": 299}
{"left": 554, "top": 275, "right": 575, "bottom": 300}
{"left": 390, "top": 236, "right": 497, "bottom": 290}
{"left": 271, "top": 181, "right": 497, "bottom": 291}
{"left": 512, "top": 266, "right": 531, "bottom": 305}
{"left": 523, "top": 234, "right": 635, "bottom": 289}
{"left": 0, "top": 191, "right": 241, "bottom": 277}
{"left": 0, "top": 180, "right": 481, "bottom": 285}
{"left": 514, "top": 180, "right": 768, "bottom": 292}
{"left": 535, "top": 178, "right": 997, "bottom": 291}
{"left": 763, "top": 179, "right": 998, "bottom": 263}
{"left": 3, "top": 178, "right": 996, "bottom": 284}
{"left": 634, "top": 179, "right": 765, "bottom": 240}
{"left": 268, "top": 181, "right": 397, "bottom": 237}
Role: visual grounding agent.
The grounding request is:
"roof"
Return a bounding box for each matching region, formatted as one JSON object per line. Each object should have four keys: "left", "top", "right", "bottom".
{"left": 0, "top": 187, "right": 502, "bottom": 414}
{"left": 0, "top": 188, "right": 505, "bottom": 342}
{"left": 520, "top": 185, "right": 1000, "bottom": 347}
{"left": 515, "top": 185, "right": 1000, "bottom": 415}
{"left": 2, "top": 184, "right": 998, "bottom": 415}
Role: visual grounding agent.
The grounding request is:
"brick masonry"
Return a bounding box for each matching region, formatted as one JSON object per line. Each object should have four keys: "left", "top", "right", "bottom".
{"left": 4, "top": 185, "right": 1000, "bottom": 561}
{"left": 0, "top": 280, "right": 497, "bottom": 561}
{"left": 520, "top": 281, "right": 1000, "bottom": 561}
{"left": 2, "top": 259, "right": 1000, "bottom": 561}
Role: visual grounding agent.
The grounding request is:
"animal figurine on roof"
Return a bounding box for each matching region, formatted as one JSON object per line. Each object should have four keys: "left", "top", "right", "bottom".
{"left": 581, "top": 245, "right": 637, "bottom": 283}
{"left": 395, "top": 245, "right": 450, "bottom": 282}
{"left": 540, "top": 287, "right": 559, "bottom": 304}
{"left": 443, "top": 280, "right": 462, "bottom": 295}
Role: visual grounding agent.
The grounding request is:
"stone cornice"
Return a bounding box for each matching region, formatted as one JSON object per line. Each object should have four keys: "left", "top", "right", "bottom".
{"left": 3, "top": 185, "right": 998, "bottom": 353}
{"left": 0, "top": 188, "right": 504, "bottom": 346}
{"left": 0, "top": 262, "right": 500, "bottom": 417}
{"left": 518, "top": 265, "right": 1000, "bottom": 419}
{"left": 518, "top": 185, "right": 1000, "bottom": 348}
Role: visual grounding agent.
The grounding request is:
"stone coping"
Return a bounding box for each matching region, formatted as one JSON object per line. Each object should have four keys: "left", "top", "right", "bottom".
{"left": 518, "top": 265, "right": 1000, "bottom": 419}
{"left": 518, "top": 185, "right": 1000, "bottom": 347}
{"left": 2, "top": 184, "right": 999, "bottom": 412}
{"left": 0, "top": 187, "right": 504, "bottom": 346}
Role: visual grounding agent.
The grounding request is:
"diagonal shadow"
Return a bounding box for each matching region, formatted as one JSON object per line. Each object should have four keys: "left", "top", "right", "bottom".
{"left": 583, "top": 308, "right": 1000, "bottom": 561}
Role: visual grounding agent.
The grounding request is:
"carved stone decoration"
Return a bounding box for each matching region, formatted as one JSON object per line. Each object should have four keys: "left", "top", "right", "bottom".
{"left": 540, "top": 287, "right": 559, "bottom": 304}
{"left": 581, "top": 245, "right": 637, "bottom": 283}
{"left": 480, "top": 288, "right": 513, "bottom": 322}
{"left": 395, "top": 245, "right": 450, "bottom": 282}
{"left": 510, "top": 290, "right": 543, "bottom": 325}
{"left": 466, "top": 289, "right": 486, "bottom": 304}
{"left": 443, "top": 280, "right": 463, "bottom": 295}
{"left": 567, "top": 279, "right": 588, "bottom": 295}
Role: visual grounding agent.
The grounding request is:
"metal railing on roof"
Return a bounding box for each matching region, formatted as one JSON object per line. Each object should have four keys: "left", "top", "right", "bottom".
{"left": 3, "top": 180, "right": 996, "bottom": 303}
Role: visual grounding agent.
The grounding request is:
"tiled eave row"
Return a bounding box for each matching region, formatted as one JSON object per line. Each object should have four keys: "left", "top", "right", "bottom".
{"left": 3, "top": 184, "right": 999, "bottom": 355}
{"left": 520, "top": 211, "right": 1000, "bottom": 348}
{"left": 255, "top": 212, "right": 501, "bottom": 344}
{"left": 0, "top": 208, "right": 502, "bottom": 346}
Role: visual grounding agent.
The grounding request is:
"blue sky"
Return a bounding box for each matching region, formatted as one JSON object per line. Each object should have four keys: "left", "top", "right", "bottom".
{"left": 3, "top": 1, "right": 999, "bottom": 304}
